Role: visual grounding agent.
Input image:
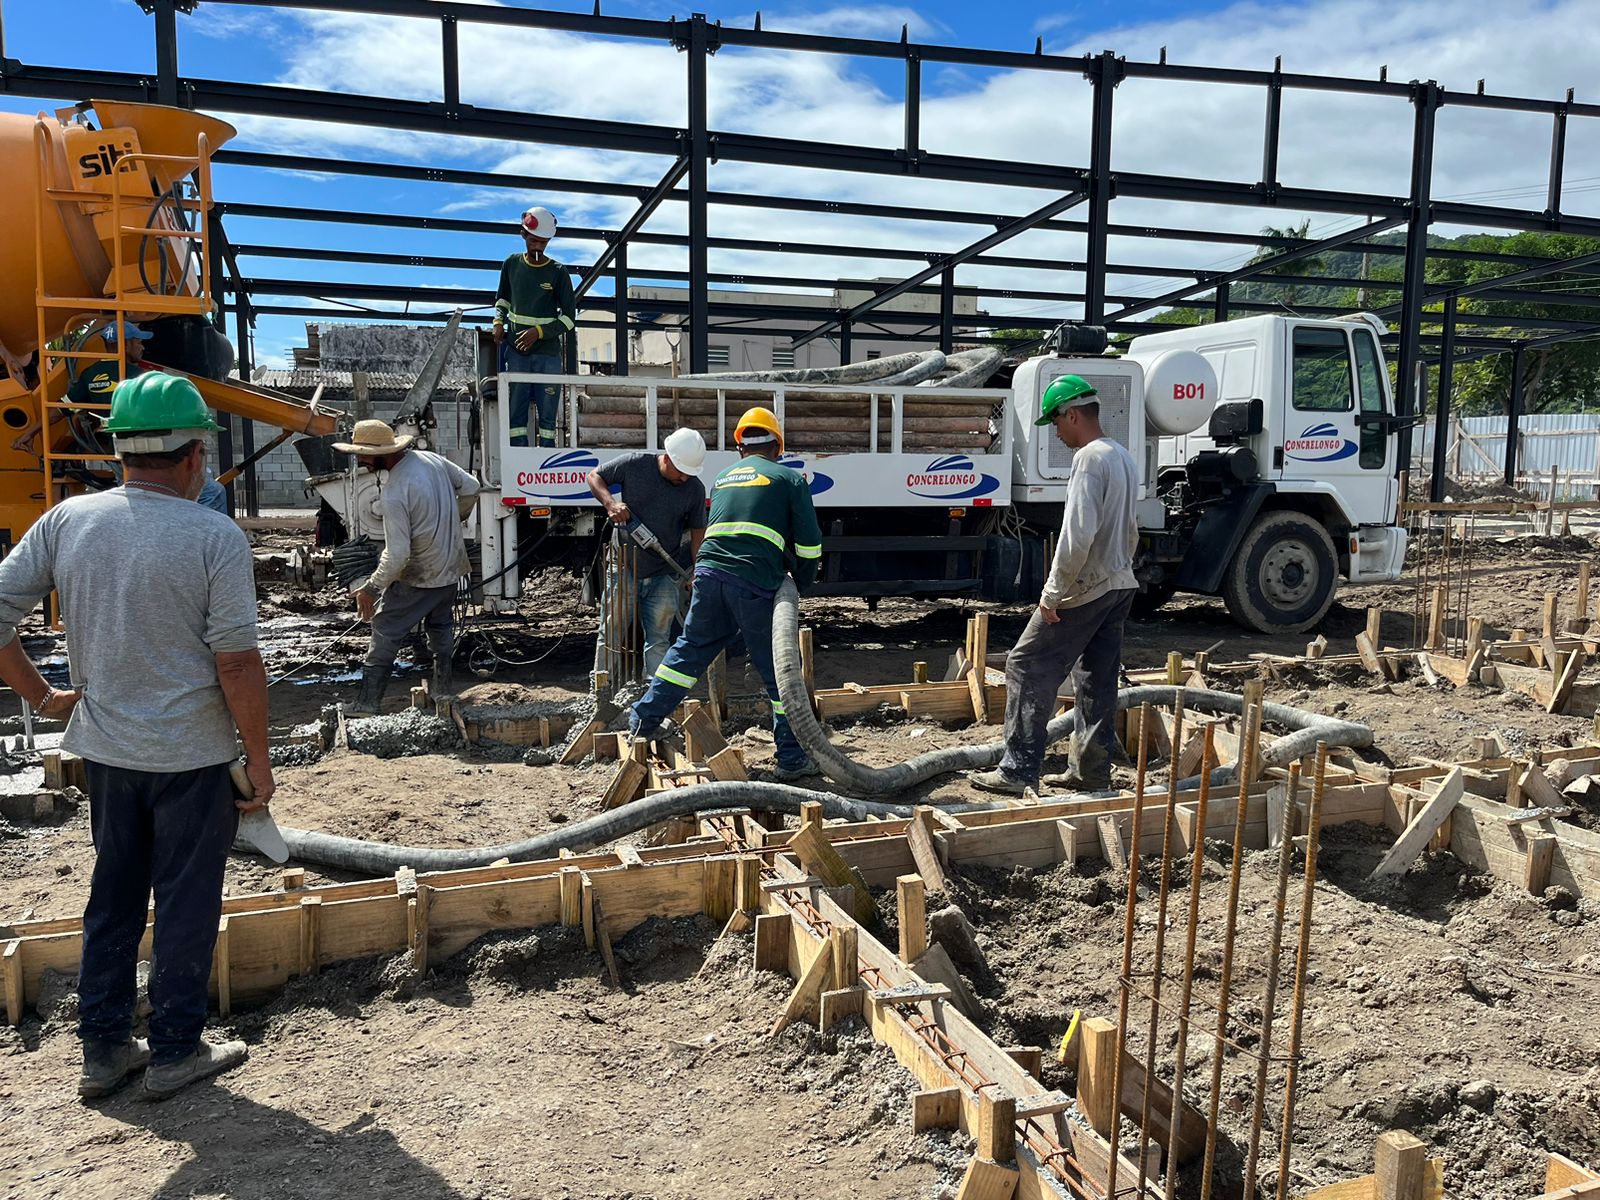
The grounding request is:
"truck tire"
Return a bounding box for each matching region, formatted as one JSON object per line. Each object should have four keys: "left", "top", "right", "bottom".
{"left": 1131, "top": 582, "right": 1177, "bottom": 619}
{"left": 1221, "top": 510, "right": 1337, "bottom": 634}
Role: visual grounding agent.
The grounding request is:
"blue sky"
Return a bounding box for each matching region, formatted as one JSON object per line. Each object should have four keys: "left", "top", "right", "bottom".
{"left": 3, "top": 0, "right": 1596, "bottom": 365}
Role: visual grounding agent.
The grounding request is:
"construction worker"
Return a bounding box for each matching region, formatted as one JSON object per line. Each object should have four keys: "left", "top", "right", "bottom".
{"left": 341, "top": 419, "right": 481, "bottom": 713}
{"left": 0, "top": 373, "right": 269, "bottom": 1099}
{"left": 492, "top": 207, "right": 576, "bottom": 447}
{"left": 585, "top": 428, "right": 709, "bottom": 677}
{"left": 628, "top": 407, "right": 823, "bottom": 782}
{"left": 66, "top": 320, "right": 153, "bottom": 407}
{"left": 972, "top": 376, "right": 1138, "bottom": 796}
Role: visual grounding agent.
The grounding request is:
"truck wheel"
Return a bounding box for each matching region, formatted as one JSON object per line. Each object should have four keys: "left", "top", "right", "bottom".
{"left": 1131, "top": 582, "right": 1176, "bottom": 619}
{"left": 1221, "top": 510, "right": 1337, "bottom": 634}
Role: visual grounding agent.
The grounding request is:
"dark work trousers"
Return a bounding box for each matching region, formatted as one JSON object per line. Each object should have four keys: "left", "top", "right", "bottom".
{"left": 997, "top": 588, "right": 1135, "bottom": 787}
{"left": 77, "top": 761, "right": 238, "bottom": 1066}
{"left": 366, "top": 581, "right": 456, "bottom": 670}
{"left": 629, "top": 571, "right": 808, "bottom": 770}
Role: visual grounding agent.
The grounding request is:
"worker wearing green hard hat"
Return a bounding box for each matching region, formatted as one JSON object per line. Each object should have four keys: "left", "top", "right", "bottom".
{"left": 1035, "top": 374, "right": 1098, "bottom": 425}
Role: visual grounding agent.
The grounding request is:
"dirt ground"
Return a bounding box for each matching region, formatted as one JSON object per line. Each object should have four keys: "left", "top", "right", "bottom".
{"left": 2, "top": 529, "right": 1599, "bottom": 1198}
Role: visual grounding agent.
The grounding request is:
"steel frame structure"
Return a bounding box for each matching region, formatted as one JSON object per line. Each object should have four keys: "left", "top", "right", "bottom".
{"left": 4, "top": 0, "right": 1600, "bottom": 501}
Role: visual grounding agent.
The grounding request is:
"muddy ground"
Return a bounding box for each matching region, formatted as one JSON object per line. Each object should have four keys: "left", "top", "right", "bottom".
{"left": 1, "top": 530, "right": 1598, "bottom": 1198}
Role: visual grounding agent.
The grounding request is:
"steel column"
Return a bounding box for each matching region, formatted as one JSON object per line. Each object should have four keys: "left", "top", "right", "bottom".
{"left": 1505, "top": 345, "right": 1524, "bottom": 486}
{"left": 939, "top": 267, "right": 955, "bottom": 352}
{"left": 441, "top": 15, "right": 460, "bottom": 114}
{"left": 1083, "top": 50, "right": 1121, "bottom": 323}
{"left": 613, "top": 238, "right": 629, "bottom": 375}
{"left": 1548, "top": 94, "right": 1570, "bottom": 218}
{"left": 1261, "top": 59, "right": 1282, "bottom": 193}
{"left": 1394, "top": 81, "right": 1443, "bottom": 473}
{"left": 1430, "top": 297, "right": 1456, "bottom": 501}
{"left": 685, "top": 14, "right": 713, "bottom": 374}
{"left": 234, "top": 297, "right": 259, "bottom": 518}
{"left": 206, "top": 208, "right": 236, "bottom": 515}
{"left": 153, "top": 0, "right": 179, "bottom": 107}
{"left": 903, "top": 54, "right": 921, "bottom": 156}
{"left": 1214, "top": 281, "right": 1230, "bottom": 323}
{"left": 839, "top": 319, "right": 852, "bottom": 364}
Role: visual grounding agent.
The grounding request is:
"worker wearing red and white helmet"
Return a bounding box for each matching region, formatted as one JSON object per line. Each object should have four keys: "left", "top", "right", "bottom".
{"left": 493, "top": 206, "right": 576, "bottom": 447}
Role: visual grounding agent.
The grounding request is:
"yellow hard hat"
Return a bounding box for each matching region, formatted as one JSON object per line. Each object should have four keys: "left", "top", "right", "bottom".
{"left": 734, "top": 406, "right": 783, "bottom": 453}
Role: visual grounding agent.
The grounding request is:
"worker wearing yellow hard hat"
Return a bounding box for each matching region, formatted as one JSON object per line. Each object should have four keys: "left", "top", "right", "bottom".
{"left": 627, "top": 407, "right": 823, "bottom": 781}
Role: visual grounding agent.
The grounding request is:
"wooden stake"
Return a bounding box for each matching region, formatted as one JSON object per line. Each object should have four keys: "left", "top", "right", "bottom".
{"left": 1525, "top": 831, "right": 1556, "bottom": 896}
{"left": 799, "top": 626, "right": 817, "bottom": 711}
{"left": 1355, "top": 632, "right": 1386, "bottom": 677}
{"left": 896, "top": 874, "right": 927, "bottom": 963}
{"left": 3, "top": 939, "right": 23, "bottom": 1027}
{"left": 830, "top": 922, "right": 859, "bottom": 991}
{"left": 1576, "top": 562, "right": 1592, "bottom": 632}
{"left": 214, "top": 915, "right": 232, "bottom": 1017}
{"left": 956, "top": 1158, "right": 1019, "bottom": 1200}
{"left": 753, "top": 913, "right": 790, "bottom": 973}
{"left": 412, "top": 883, "right": 431, "bottom": 974}
{"left": 1076, "top": 1016, "right": 1118, "bottom": 1136}
{"left": 1545, "top": 592, "right": 1561, "bottom": 641}
{"left": 702, "top": 857, "right": 736, "bottom": 923}
{"left": 769, "top": 933, "right": 837, "bottom": 1038}
{"left": 913, "top": 661, "right": 929, "bottom": 684}
{"left": 735, "top": 855, "right": 762, "bottom": 914}
{"left": 600, "top": 756, "right": 649, "bottom": 811}
{"left": 1374, "top": 1130, "right": 1427, "bottom": 1200}
{"left": 977, "top": 1089, "right": 1017, "bottom": 1164}
{"left": 908, "top": 807, "right": 948, "bottom": 893}
{"left": 1166, "top": 651, "right": 1184, "bottom": 685}
{"left": 1366, "top": 606, "right": 1383, "bottom": 647}
{"left": 559, "top": 866, "right": 582, "bottom": 927}
{"left": 1096, "top": 814, "right": 1126, "bottom": 870}
{"left": 706, "top": 651, "right": 728, "bottom": 725}
{"left": 968, "top": 612, "right": 991, "bottom": 725}
{"left": 1426, "top": 586, "right": 1447, "bottom": 650}
{"left": 799, "top": 800, "right": 823, "bottom": 827}
{"left": 298, "top": 895, "right": 322, "bottom": 977}
{"left": 1370, "top": 768, "right": 1464, "bottom": 877}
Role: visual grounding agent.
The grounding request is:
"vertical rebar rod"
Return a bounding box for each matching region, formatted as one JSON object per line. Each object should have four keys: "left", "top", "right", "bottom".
{"left": 1241, "top": 761, "right": 1301, "bottom": 1197}
{"left": 1162, "top": 722, "right": 1216, "bottom": 1200}
{"left": 1274, "top": 743, "right": 1328, "bottom": 1200}
{"left": 1106, "top": 703, "right": 1153, "bottom": 1200}
{"left": 1136, "top": 695, "right": 1186, "bottom": 1176}
{"left": 1198, "top": 678, "right": 1263, "bottom": 1200}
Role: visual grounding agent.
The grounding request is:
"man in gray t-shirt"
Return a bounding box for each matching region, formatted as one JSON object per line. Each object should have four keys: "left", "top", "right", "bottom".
{"left": 0, "top": 373, "right": 270, "bottom": 1100}
{"left": 585, "top": 430, "right": 708, "bottom": 677}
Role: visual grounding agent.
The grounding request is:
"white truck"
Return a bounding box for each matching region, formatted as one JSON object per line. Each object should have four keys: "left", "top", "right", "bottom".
{"left": 314, "top": 311, "right": 1408, "bottom": 634}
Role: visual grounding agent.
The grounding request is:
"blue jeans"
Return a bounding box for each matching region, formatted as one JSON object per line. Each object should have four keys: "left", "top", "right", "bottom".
{"left": 629, "top": 572, "right": 808, "bottom": 770}
{"left": 77, "top": 761, "right": 237, "bottom": 1065}
{"left": 502, "top": 344, "right": 562, "bottom": 447}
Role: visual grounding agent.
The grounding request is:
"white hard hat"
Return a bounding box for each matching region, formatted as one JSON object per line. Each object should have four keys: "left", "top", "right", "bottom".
{"left": 663, "top": 427, "right": 706, "bottom": 476}
{"left": 520, "top": 207, "right": 558, "bottom": 238}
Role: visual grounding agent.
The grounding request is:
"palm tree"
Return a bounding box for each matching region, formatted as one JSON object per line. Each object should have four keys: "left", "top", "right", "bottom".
{"left": 1246, "top": 220, "right": 1327, "bottom": 309}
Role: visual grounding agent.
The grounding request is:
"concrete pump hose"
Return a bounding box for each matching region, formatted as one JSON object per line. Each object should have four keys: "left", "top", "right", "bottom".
{"left": 261, "top": 782, "right": 1003, "bottom": 877}
{"left": 772, "top": 581, "right": 1372, "bottom": 794}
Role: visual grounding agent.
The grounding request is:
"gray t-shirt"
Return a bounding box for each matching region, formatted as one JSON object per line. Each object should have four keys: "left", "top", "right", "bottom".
{"left": 0, "top": 488, "right": 258, "bottom": 772}
{"left": 597, "top": 452, "right": 707, "bottom": 578}
{"left": 368, "top": 450, "right": 481, "bottom": 592}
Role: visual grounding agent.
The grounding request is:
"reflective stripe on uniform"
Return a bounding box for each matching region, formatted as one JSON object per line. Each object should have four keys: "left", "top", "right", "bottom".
{"left": 770, "top": 699, "right": 786, "bottom": 715}
{"left": 557, "top": 313, "right": 576, "bottom": 331}
{"left": 502, "top": 313, "right": 562, "bottom": 329}
{"left": 655, "top": 664, "right": 697, "bottom": 688}
{"left": 705, "top": 521, "right": 785, "bottom": 550}
{"left": 794, "top": 543, "right": 822, "bottom": 559}
{"left": 508, "top": 426, "right": 529, "bottom": 437}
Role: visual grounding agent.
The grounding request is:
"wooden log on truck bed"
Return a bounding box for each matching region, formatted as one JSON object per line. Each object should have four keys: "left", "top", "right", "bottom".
{"left": 580, "top": 394, "right": 997, "bottom": 419}
{"left": 577, "top": 412, "right": 991, "bottom": 435}
{"left": 577, "top": 429, "right": 996, "bottom": 452}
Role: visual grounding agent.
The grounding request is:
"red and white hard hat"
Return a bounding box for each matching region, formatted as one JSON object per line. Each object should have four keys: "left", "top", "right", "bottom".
{"left": 519, "top": 207, "right": 558, "bottom": 238}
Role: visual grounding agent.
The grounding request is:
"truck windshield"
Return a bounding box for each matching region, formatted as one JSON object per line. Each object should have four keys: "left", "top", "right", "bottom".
{"left": 1291, "top": 328, "right": 1354, "bottom": 412}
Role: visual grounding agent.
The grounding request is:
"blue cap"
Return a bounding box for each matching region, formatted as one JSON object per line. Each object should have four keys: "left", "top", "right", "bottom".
{"left": 105, "top": 322, "right": 155, "bottom": 346}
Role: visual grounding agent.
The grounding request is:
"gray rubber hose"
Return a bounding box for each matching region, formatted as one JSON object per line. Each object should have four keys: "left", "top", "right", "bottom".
{"left": 258, "top": 782, "right": 1002, "bottom": 876}
{"left": 772, "top": 580, "right": 1372, "bottom": 795}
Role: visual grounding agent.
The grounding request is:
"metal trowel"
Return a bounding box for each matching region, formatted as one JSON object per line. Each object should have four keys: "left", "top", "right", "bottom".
{"left": 230, "top": 758, "right": 290, "bottom": 864}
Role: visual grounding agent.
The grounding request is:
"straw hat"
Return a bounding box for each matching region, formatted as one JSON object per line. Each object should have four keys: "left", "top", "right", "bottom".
{"left": 333, "top": 419, "right": 415, "bottom": 456}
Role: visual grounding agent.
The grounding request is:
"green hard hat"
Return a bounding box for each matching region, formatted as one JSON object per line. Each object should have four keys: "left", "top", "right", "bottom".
{"left": 100, "top": 372, "right": 220, "bottom": 453}
{"left": 1036, "top": 374, "right": 1098, "bottom": 425}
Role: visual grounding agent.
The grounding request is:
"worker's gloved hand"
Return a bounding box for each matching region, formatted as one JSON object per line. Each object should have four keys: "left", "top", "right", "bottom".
{"left": 37, "top": 686, "right": 81, "bottom": 720}
{"left": 356, "top": 587, "right": 378, "bottom": 621}
{"left": 242, "top": 758, "right": 275, "bottom": 811}
{"left": 514, "top": 327, "right": 543, "bottom": 354}
{"left": 492, "top": 324, "right": 506, "bottom": 347}
{"left": 606, "top": 501, "right": 631, "bottom": 525}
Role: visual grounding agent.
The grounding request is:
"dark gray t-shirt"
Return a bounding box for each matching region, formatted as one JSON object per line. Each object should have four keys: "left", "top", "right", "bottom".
{"left": 597, "top": 452, "right": 707, "bottom": 578}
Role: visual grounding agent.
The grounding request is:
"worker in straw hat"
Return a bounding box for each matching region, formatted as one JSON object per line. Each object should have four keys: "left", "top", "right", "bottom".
{"left": 971, "top": 375, "right": 1139, "bottom": 797}
{"left": 493, "top": 206, "right": 576, "bottom": 447}
{"left": 337, "top": 419, "right": 481, "bottom": 714}
{"left": 626, "top": 407, "right": 824, "bottom": 783}
{"left": 0, "top": 373, "right": 268, "bottom": 1099}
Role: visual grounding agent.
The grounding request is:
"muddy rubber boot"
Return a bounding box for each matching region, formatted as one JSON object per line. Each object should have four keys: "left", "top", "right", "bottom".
{"left": 770, "top": 757, "right": 821, "bottom": 784}
{"left": 427, "top": 632, "right": 455, "bottom": 699}
{"left": 346, "top": 665, "right": 392, "bottom": 716}
{"left": 969, "top": 768, "right": 1030, "bottom": 797}
{"left": 142, "top": 1037, "right": 248, "bottom": 1101}
{"left": 79, "top": 1037, "right": 151, "bottom": 1099}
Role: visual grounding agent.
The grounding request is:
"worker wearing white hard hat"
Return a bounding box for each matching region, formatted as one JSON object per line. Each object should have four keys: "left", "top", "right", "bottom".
{"left": 493, "top": 206, "right": 576, "bottom": 447}
{"left": 584, "top": 429, "right": 709, "bottom": 676}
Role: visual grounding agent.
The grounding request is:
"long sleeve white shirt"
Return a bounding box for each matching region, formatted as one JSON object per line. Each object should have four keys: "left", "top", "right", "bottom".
{"left": 369, "top": 450, "right": 481, "bottom": 592}
{"left": 1040, "top": 437, "right": 1140, "bottom": 611}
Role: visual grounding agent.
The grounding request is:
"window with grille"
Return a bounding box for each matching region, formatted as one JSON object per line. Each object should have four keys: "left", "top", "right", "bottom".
{"left": 771, "top": 346, "right": 796, "bottom": 368}
{"left": 706, "top": 344, "right": 731, "bottom": 367}
{"left": 866, "top": 350, "right": 881, "bottom": 360}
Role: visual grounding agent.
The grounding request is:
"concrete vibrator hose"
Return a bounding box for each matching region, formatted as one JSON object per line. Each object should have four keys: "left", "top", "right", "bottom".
{"left": 257, "top": 783, "right": 1003, "bottom": 876}
{"left": 770, "top": 580, "right": 1372, "bottom": 796}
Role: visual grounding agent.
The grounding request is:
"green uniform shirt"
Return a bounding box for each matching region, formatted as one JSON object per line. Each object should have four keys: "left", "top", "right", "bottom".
{"left": 696, "top": 457, "right": 823, "bottom": 591}
{"left": 493, "top": 254, "right": 576, "bottom": 343}
{"left": 67, "top": 360, "right": 140, "bottom": 406}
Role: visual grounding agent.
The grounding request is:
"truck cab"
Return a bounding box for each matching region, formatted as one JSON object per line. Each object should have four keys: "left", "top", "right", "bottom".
{"left": 1009, "top": 313, "right": 1407, "bottom": 633}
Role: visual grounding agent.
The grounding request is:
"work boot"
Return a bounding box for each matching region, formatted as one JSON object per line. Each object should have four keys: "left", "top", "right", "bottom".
{"left": 346, "top": 665, "right": 392, "bottom": 716}
{"left": 1041, "top": 769, "right": 1113, "bottom": 792}
{"left": 969, "top": 768, "right": 1031, "bottom": 797}
{"left": 142, "top": 1038, "right": 248, "bottom": 1101}
{"left": 427, "top": 632, "right": 455, "bottom": 699}
{"left": 78, "top": 1037, "right": 151, "bottom": 1099}
{"left": 770, "top": 757, "right": 822, "bottom": 784}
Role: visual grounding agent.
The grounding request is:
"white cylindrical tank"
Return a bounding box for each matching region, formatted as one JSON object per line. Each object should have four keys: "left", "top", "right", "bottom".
{"left": 1140, "top": 349, "right": 1218, "bottom": 436}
